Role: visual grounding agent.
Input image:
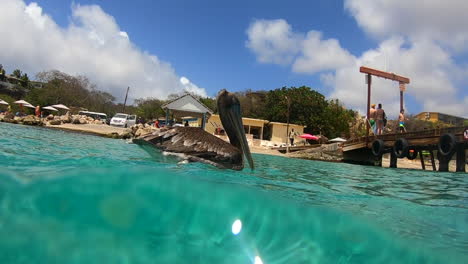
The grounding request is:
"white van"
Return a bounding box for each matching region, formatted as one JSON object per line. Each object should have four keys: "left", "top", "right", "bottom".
{"left": 110, "top": 113, "right": 137, "bottom": 128}
{"left": 78, "top": 111, "right": 108, "bottom": 121}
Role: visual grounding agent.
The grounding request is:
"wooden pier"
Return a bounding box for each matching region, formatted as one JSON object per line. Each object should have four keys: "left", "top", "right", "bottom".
{"left": 343, "top": 126, "right": 468, "bottom": 172}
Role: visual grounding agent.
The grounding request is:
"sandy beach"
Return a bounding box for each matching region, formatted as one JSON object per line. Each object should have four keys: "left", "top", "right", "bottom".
{"left": 47, "top": 123, "right": 128, "bottom": 137}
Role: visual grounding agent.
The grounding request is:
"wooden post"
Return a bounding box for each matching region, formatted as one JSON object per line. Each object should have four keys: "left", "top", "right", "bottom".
{"left": 366, "top": 74, "right": 371, "bottom": 146}
{"left": 390, "top": 151, "right": 397, "bottom": 168}
{"left": 419, "top": 150, "right": 426, "bottom": 170}
{"left": 201, "top": 113, "right": 206, "bottom": 130}
{"left": 455, "top": 144, "right": 466, "bottom": 172}
{"left": 165, "top": 109, "right": 169, "bottom": 127}
{"left": 400, "top": 90, "right": 404, "bottom": 112}
{"left": 429, "top": 150, "right": 437, "bottom": 171}
{"left": 438, "top": 152, "right": 450, "bottom": 172}
{"left": 260, "top": 125, "right": 263, "bottom": 141}
{"left": 122, "top": 86, "right": 130, "bottom": 113}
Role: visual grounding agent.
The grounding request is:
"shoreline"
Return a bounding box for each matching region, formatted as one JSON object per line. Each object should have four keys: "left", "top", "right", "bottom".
{"left": 2, "top": 121, "right": 466, "bottom": 172}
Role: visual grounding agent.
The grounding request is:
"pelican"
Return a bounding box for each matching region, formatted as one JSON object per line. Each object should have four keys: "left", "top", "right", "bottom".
{"left": 133, "top": 90, "right": 254, "bottom": 170}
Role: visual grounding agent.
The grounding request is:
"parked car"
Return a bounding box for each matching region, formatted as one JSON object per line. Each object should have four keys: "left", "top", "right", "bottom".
{"left": 110, "top": 113, "right": 137, "bottom": 128}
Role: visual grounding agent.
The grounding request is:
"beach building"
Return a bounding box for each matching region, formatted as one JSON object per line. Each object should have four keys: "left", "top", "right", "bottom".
{"left": 267, "top": 122, "right": 305, "bottom": 145}
{"left": 205, "top": 114, "right": 305, "bottom": 146}
{"left": 161, "top": 94, "right": 213, "bottom": 129}
{"left": 205, "top": 114, "right": 268, "bottom": 140}
{"left": 414, "top": 112, "right": 467, "bottom": 126}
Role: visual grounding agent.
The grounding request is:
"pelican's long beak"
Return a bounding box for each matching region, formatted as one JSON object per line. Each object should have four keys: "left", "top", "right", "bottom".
{"left": 227, "top": 104, "right": 254, "bottom": 170}
{"left": 218, "top": 90, "right": 254, "bottom": 170}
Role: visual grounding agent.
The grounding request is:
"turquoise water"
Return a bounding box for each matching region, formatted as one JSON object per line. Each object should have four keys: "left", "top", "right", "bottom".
{"left": 0, "top": 122, "right": 467, "bottom": 263}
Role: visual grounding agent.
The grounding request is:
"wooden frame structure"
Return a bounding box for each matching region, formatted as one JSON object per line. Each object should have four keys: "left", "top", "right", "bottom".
{"left": 360, "top": 66, "right": 410, "bottom": 143}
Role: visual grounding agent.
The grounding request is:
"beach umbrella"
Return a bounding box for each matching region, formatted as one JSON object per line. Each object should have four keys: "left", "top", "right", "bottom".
{"left": 52, "top": 104, "right": 70, "bottom": 110}
{"left": 299, "top": 133, "right": 319, "bottom": 140}
{"left": 23, "top": 103, "right": 36, "bottom": 109}
{"left": 14, "top": 99, "right": 32, "bottom": 105}
{"left": 0, "top": 99, "right": 9, "bottom": 105}
{"left": 329, "top": 137, "right": 347, "bottom": 143}
{"left": 43, "top": 106, "right": 58, "bottom": 111}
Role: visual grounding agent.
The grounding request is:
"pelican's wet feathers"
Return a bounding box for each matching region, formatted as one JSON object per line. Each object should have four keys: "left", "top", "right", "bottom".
{"left": 133, "top": 90, "right": 254, "bottom": 170}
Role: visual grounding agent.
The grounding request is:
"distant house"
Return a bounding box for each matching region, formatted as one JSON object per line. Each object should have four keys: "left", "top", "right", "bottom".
{"left": 267, "top": 122, "right": 305, "bottom": 144}
{"left": 414, "top": 112, "right": 467, "bottom": 126}
{"left": 205, "top": 114, "right": 306, "bottom": 146}
{"left": 206, "top": 114, "right": 268, "bottom": 140}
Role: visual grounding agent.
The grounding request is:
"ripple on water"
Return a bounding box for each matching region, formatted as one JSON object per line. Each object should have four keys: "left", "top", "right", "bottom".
{"left": 0, "top": 122, "right": 467, "bottom": 263}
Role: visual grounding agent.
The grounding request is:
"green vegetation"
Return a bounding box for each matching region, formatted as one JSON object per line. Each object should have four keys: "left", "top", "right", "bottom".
{"left": 0, "top": 66, "right": 355, "bottom": 138}
{"left": 230, "top": 87, "right": 355, "bottom": 138}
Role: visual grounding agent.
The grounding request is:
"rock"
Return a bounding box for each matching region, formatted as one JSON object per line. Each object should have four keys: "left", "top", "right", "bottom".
{"left": 49, "top": 119, "right": 62, "bottom": 125}
{"left": 121, "top": 132, "right": 132, "bottom": 139}
{"left": 288, "top": 143, "right": 343, "bottom": 162}
{"left": 135, "top": 128, "right": 143, "bottom": 137}
{"left": 60, "top": 115, "right": 72, "bottom": 123}
{"left": 23, "top": 115, "right": 43, "bottom": 126}
{"left": 79, "top": 118, "right": 88, "bottom": 124}
{"left": 93, "top": 120, "right": 103, "bottom": 125}
{"left": 14, "top": 116, "right": 23, "bottom": 122}
{"left": 72, "top": 118, "right": 81, "bottom": 124}
{"left": 46, "top": 114, "right": 54, "bottom": 120}
{"left": 106, "top": 132, "right": 120, "bottom": 139}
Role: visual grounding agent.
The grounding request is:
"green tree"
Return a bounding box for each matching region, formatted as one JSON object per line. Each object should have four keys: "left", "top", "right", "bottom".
{"left": 0, "top": 65, "right": 5, "bottom": 81}
{"left": 134, "top": 98, "right": 165, "bottom": 121}
{"left": 199, "top": 96, "right": 216, "bottom": 113}
{"left": 322, "top": 99, "right": 355, "bottom": 138}
{"left": 12, "top": 69, "right": 22, "bottom": 78}
{"left": 27, "top": 70, "right": 116, "bottom": 115}
{"left": 20, "top": 73, "right": 30, "bottom": 87}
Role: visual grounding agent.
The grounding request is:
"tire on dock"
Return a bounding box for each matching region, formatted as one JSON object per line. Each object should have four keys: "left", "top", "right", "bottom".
{"left": 438, "top": 133, "right": 457, "bottom": 158}
{"left": 371, "top": 139, "right": 385, "bottom": 157}
{"left": 406, "top": 148, "right": 418, "bottom": 160}
{"left": 393, "top": 138, "right": 409, "bottom": 158}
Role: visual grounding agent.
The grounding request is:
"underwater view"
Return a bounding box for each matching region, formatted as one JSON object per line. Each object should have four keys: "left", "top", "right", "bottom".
{"left": 0, "top": 122, "right": 467, "bottom": 263}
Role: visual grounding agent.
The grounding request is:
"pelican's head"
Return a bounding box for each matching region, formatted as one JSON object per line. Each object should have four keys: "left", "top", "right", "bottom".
{"left": 217, "top": 89, "right": 254, "bottom": 170}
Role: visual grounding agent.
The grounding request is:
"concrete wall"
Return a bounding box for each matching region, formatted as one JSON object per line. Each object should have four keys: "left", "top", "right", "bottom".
{"left": 206, "top": 114, "right": 266, "bottom": 140}
{"left": 269, "top": 123, "right": 305, "bottom": 144}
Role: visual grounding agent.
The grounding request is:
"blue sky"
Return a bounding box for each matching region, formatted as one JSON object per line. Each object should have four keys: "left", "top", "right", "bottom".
{"left": 2, "top": 0, "right": 467, "bottom": 117}
{"left": 27, "top": 0, "right": 368, "bottom": 96}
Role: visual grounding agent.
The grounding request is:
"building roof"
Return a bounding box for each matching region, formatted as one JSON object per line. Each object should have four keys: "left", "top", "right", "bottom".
{"left": 162, "top": 93, "right": 213, "bottom": 115}
{"left": 415, "top": 112, "right": 467, "bottom": 120}
{"left": 210, "top": 114, "right": 268, "bottom": 124}
{"left": 268, "top": 121, "right": 306, "bottom": 128}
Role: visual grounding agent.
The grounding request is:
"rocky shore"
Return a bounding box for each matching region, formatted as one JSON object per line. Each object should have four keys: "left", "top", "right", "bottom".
{"left": 0, "top": 113, "right": 157, "bottom": 139}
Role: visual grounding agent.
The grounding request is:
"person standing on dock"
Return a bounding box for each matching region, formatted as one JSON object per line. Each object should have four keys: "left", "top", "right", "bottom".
{"left": 289, "top": 128, "right": 297, "bottom": 146}
{"left": 369, "top": 104, "right": 377, "bottom": 135}
{"left": 376, "top": 103, "right": 385, "bottom": 135}
{"left": 398, "top": 109, "right": 407, "bottom": 133}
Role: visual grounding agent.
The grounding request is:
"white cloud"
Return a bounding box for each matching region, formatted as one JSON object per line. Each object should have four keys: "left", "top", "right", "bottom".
{"left": 0, "top": 0, "right": 207, "bottom": 101}
{"left": 344, "top": 0, "right": 468, "bottom": 52}
{"left": 293, "top": 31, "right": 355, "bottom": 74}
{"left": 245, "top": 9, "right": 468, "bottom": 118}
{"left": 246, "top": 19, "right": 355, "bottom": 74}
{"left": 327, "top": 37, "right": 464, "bottom": 118}
{"left": 245, "top": 19, "right": 302, "bottom": 65}
{"left": 179, "top": 77, "right": 207, "bottom": 97}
